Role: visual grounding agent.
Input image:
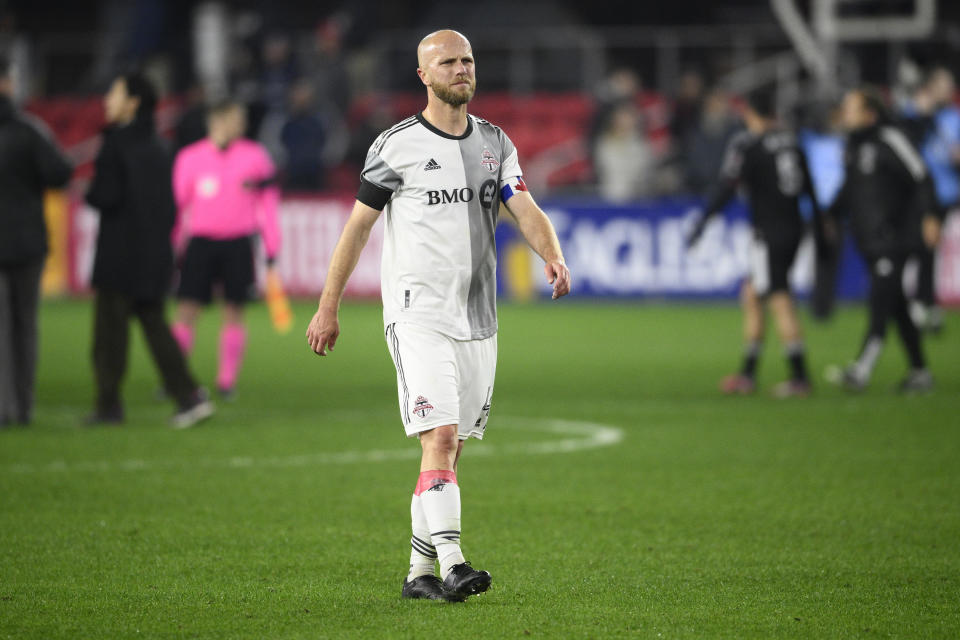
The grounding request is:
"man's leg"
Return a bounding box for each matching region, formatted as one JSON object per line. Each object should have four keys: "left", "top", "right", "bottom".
{"left": 91, "top": 290, "right": 131, "bottom": 418}
{"left": 740, "top": 281, "right": 765, "bottom": 377}
{"left": 911, "top": 245, "right": 944, "bottom": 332}
{"left": 172, "top": 237, "right": 211, "bottom": 356}
{"left": 402, "top": 425, "right": 459, "bottom": 600}
{"left": 407, "top": 488, "right": 438, "bottom": 581}
{"left": 216, "top": 303, "right": 246, "bottom": 395}
{"left": 134, "top": 299, "right": 201, "bottom": 406}
{"left": 849, "top": 257, "right": 897, "bottom": 385}
{"left": 892, "top": 266, "right": 932, "bottom": 393}
{"left": 410, "top": 440, "right": 466, "bottom": 576}
{"left": 216, "top": 236, "right": 254, "bottom": 396}
{"left": 722, "top": 281, "right": 763, "bottom": 394}
{"left": 417, "top": 424, "right": 463, "bottom": 577}
{"left": 10, "top": 261, "right": 44, "bottom": 423}
{"left": 416, "top": 425, "right": 489, "bottom": 600}
{"left": 769, "top": 291, "right": 810, "bottom": 387}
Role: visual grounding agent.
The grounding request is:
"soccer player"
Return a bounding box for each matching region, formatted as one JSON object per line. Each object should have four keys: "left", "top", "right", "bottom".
{"left": 828, "top": 88, "right": 934, "bottom": 392}
{"left": 687, "top": 90, "right": 822, "bottom": 397}
{"left": 305, "top": 30, "right": 570, "bottom": 602}
{"left": 171, "top": 101, "right": 280, "bottom": 398}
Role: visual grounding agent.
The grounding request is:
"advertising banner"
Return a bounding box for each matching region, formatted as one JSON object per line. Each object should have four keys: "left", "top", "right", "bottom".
{"left": 497, "top": 198, "right": 871, "bottom": 301}
{"left": 66, "top": 196, "right": 960, "bottom": 304}
{"left": 68, "top": 196, "right": 384, "bottom": 298}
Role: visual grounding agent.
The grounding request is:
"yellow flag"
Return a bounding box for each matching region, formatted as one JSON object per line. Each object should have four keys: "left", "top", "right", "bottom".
{"left": 265, "top": 269, "right": 293, "bottom": 334}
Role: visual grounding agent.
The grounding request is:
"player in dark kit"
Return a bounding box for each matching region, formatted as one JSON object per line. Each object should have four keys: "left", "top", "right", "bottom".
{"left": 688, "top": 90, "right": 823, "bottom": 397}
{"left": 827, "top": 88, "right": 934, "bottom": 393}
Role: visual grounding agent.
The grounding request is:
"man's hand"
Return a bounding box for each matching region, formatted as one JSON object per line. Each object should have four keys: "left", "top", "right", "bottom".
{"left": 923, "top": 214, "right": 942, "bottom": 249}
{"left": 304, "top": 200, "right": 381, "bottom": 357}
{"left": 306, "top": 304, "right": 340, "bottom": 356}
{"left": 545, "top": 260, "right": 571, "bottom": 299}
{"left": 502, "top": 191, "right": 570, "bottom": 299}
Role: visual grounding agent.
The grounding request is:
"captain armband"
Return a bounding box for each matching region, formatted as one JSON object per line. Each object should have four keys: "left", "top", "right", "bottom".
{"left": 500, "top": 176, "right": 529, "bottom": 203}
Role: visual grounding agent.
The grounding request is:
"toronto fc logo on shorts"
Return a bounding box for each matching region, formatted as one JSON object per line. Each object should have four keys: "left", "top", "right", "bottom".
{"left": 481, "top": 148, "right": 499, "bottom": 173}
{"left": 413, "top": 395, "right": 434, "bottom": 419}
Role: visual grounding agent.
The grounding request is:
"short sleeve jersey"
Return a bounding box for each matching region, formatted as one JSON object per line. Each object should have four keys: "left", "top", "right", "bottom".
{"left": 357, "top": 113, "right": 526, "bottom": 340}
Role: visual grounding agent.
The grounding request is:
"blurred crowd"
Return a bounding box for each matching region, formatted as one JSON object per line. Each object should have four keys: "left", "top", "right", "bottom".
{"left": 170, "top": 18, "right": 352, "bottom": 192}
{"left": 588, "top": 62, "right": 960, "bottom": 209}
{"left": 4, "top": 2, "right": 958, "bottom": 203}
{"left": 588, "top": 67, "right": 744, "bottom": 202}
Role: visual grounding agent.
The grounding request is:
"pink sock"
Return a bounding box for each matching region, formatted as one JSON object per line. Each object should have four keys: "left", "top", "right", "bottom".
{"left": 217, "top": 324, "right": 247, "bottom": 391}
{"left": 171, "top": 323, "right": 194, "bottom": 355}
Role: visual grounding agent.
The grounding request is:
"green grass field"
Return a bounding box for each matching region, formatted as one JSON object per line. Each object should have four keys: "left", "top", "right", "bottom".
{"left": 1, "top": 299, "right": 958, "bottom": 639}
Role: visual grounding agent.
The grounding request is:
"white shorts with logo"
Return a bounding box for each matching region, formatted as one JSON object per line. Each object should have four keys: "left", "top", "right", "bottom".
{"left": 384, "top": 322, "right": 496, "bottom": 440}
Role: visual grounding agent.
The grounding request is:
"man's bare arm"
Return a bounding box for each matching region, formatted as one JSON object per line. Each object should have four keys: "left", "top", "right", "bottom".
{"left": 503, "top": 191, "right": 571, "bottom": 299}
{"left": 306, "top": 201, "right": 382, "bottom": 355}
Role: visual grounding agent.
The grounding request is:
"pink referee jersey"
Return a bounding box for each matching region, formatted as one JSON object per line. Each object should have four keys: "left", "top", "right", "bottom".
{"left": 172, "top": 138, "right": 281, "bottom": 259}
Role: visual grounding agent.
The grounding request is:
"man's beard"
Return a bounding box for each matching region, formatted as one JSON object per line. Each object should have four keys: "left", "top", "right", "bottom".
{"left": 432, "top": 78, "right": 476, "bottom": 107}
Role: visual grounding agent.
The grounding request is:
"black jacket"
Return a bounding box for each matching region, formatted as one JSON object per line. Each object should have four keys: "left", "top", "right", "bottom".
{"left": 0, "top": 96, "right": 72, "bottom": 266}
{"left": 831, "top": 124, "right": 933, "bottom": 257}
{"left": 86, "top": 119, "right": 177, "bottom": 300}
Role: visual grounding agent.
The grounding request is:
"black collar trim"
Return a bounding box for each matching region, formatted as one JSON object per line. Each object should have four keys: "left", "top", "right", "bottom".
{"left": 416, "top": 112, "right": 473, "bottom": 140}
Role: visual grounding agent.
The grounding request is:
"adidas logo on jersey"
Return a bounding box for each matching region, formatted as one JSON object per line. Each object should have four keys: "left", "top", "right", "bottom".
{"left": 424, "top": 158, "right": 442, "bottom": 171}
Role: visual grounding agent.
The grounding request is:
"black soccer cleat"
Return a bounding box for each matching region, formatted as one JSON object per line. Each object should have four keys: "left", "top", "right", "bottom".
{"left": 441, "top": 562, "right": 491, "bottom": 601}
{"left": 401, "top": 575, "right": 446, "bottom": 601}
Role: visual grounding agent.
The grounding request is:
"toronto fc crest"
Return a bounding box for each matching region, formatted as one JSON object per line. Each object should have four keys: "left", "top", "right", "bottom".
{"left": 413, "top": 395, "right": 434, "bottom": 419}
{"left": 481, "top": 149, "right": 499, "bottom": 172}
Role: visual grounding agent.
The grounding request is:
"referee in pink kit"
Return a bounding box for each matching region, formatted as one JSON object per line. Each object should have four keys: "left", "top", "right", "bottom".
{"left": 171, "top": 100, "right": 281, "bottom": 398}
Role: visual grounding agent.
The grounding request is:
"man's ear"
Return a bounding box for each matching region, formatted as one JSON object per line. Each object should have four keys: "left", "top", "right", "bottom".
{"left": 417, "top": 67, "right": 430, "bottom": 87}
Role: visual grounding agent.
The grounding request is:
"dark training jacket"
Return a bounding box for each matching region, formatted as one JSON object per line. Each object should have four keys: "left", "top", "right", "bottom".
{"left": 831, "top": 124, "right": 933, "bottom": 257}
{"left": 0, "top": 95, "right": 72, "bottom": 266}
{"left": 86, "top": 119, "right": 178, "bottom": 301}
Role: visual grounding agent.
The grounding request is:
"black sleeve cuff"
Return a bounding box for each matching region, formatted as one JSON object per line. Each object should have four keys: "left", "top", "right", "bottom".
{"left": 357, "top": 178, "right": 394, "bottom": 211}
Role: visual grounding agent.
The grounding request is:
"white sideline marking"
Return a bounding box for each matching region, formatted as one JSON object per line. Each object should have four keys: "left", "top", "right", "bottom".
{"left": 2, "top": 417, "right": 623, "bottom": 475}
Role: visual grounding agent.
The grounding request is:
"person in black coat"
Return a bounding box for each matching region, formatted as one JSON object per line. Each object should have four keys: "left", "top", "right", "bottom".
{"left": 85, "top": 72, "right": 214, "bottom": 428}
{"left": 0, "top": 57, "right": 72, "bottom": 427}
{"left": 827, "top": 87, "right": 935, "bottom": 393}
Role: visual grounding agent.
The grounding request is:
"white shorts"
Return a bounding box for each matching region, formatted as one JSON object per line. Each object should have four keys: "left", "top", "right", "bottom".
{"left": 384, "top": 322, "right": 497, "bottom": 440}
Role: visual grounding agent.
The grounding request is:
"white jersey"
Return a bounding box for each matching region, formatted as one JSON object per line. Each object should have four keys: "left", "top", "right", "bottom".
{"left": 357, "top": 113, "right": 526, "bottom": 340}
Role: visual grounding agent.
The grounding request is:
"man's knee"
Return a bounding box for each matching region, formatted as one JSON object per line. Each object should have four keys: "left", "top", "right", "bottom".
{"left": 421, "top": 424, "right": 459, "bottom": 456}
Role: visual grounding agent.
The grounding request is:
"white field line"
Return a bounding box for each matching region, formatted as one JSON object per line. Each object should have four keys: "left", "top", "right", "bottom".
{"left": 2, "top": 417, "right": 623, "bottom": 475}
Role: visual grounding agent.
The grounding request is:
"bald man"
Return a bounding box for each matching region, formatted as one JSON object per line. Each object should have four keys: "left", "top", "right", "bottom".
{"left": 306, "top": 30, "right": 570, "bottom": 602}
